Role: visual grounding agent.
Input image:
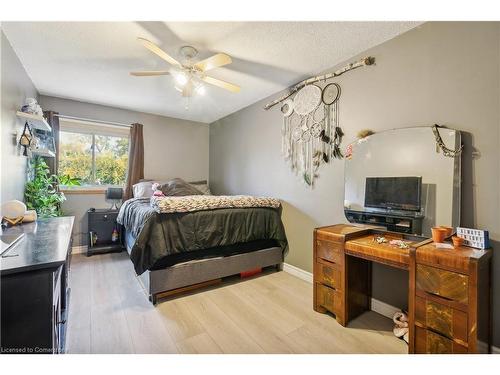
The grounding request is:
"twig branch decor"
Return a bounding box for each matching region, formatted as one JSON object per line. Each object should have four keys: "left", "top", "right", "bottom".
{"left": 264, "top": 56, "right": 375, "bottom": 110}
{"left": 432, "top": 124, "right": 463, "bottom": 157}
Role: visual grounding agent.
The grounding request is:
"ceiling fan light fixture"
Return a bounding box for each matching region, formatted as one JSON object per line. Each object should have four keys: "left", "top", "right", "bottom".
{"left": 173, "top": 71, "right": 188, "bottom": 87}
{"left": 132, "top": 38, "right": 239, "bottom": 101}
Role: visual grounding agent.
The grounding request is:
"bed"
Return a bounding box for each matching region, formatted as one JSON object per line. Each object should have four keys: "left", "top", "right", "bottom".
{"left": 117, "top": 181, "right": 288, "bottom": 304}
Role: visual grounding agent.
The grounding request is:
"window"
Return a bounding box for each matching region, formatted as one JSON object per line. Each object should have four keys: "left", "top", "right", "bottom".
{"left": 58, "top": 119, "right": 129, "bottom": 188}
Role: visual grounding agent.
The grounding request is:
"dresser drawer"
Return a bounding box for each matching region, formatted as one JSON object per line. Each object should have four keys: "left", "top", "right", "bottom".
{"left": 315, "top": 260, "right": 342, "bottom": 290}
{"left": 316, "top": 240, "right": 343, "bottom": 265}
{"left": 415, "top": 296, "right": 468, "bottom": 343}
{"left": 315, "top": 283, "right": 342, "bottom": 316}
{"left": 415, "top": 326, "right": 468, "bottom": 354}
{"left": 416, "top": 264, "right": 468, "bottom": 304}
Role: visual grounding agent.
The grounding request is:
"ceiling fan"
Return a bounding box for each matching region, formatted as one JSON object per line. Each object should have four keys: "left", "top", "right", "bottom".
{"left": 130, "top": 37, "right": 240, "bottom": 98}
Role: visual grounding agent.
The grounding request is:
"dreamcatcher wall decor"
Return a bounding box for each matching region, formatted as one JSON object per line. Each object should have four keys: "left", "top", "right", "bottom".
{"left": 280, "top": 83, "right": 343, "bottom": 186}
{"left": 266, "top": 56, "right": 375, "bottom": 187}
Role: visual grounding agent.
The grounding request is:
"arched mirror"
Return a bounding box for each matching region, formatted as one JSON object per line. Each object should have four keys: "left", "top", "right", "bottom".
{"left": 344, "top": 126, "right": 461, "bottom": 236}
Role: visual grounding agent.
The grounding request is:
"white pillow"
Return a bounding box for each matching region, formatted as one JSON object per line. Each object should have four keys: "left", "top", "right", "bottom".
{"left": 133, "top": 181, "right": 154, "bottom": 198}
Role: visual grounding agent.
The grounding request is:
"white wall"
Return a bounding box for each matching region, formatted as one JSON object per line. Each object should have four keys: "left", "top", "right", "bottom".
{"left": 1, "top": 31, "right": 38, "bottom": 203}
{"left": 38, "top": 95, "right": 210, "bottom": 245}
{"left": 209, "top": 22, "right": 500, "bottom": 345}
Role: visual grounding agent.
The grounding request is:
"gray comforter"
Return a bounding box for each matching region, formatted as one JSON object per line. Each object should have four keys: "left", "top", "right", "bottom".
{"left": 117, "top": 198, "right": 288, "bottom": 275}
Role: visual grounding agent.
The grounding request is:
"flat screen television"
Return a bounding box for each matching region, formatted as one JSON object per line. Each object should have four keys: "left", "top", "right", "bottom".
{"left": 364, "top": 176, "right": 422, "bottom": 212}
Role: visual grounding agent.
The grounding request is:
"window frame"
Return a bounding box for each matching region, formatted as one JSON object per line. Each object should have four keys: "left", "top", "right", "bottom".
{"left": 58, "top": 120, "right": 130, "bottom": 191}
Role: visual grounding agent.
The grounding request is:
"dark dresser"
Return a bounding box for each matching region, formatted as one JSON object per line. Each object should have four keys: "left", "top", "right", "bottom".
{"left": 1, "top": 216, "right": 74, "bottom": 354}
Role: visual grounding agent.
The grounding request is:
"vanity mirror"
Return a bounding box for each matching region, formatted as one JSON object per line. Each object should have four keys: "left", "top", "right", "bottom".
{"left": 344, "top": 126, "right": 461, "bottom": 236}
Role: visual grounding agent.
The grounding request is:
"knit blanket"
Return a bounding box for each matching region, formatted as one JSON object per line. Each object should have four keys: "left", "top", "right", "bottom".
{"left": 151, "top": 195, "right": 281, "bottom": 214}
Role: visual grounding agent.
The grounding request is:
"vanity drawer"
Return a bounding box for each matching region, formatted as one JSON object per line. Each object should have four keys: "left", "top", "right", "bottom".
{"left": 316, "top": 240, "right": 343, "bottom": 265}
{"left": 415, "top": 296, "right": 468, "bottom": 343}
{"left": 316, "top": 283, "right": 342, "bottom": 316}
{"left": 415, "top": 326, "right": 468, "bottom": 354}
{"left": 416, "top": 264, "right": 468, "bottom": 304}
{"left": 315, "top": 260, "right": 342, "bottom": 290}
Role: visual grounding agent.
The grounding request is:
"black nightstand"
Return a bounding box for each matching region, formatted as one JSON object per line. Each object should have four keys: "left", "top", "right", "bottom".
{"left": 87, "top": 208, "right": 124, "bottom": 256}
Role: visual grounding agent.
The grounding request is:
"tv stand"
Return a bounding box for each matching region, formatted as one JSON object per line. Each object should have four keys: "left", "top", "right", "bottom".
{"left": 345, "top": 209, "right": 423, "bottom": 235}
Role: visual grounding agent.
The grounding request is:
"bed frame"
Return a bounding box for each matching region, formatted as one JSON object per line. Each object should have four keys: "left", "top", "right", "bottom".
{"left": 125, "top": 180, "right": 284, "bottom": 304}
{"left": 132, "top": 246, "right": 284, "bottom": 305}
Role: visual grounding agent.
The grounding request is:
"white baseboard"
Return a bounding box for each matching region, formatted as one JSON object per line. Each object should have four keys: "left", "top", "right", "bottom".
{"left": 283, "top": 263, "right": 313, "bottom": 283}
{"left": 370, "top": 298, "right": 401, "bottom": 319}
{"left": 72, "top": 245, "right": 87, "bottom": 254}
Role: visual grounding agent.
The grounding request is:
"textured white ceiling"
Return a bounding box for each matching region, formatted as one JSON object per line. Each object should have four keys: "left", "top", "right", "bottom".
{"left": 2, "top": 22, "right": 422, "bottom": 123}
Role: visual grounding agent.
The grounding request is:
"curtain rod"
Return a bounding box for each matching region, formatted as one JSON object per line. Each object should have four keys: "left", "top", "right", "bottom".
{"left": 54, "top": 114, "right": 132, "bottom": 128}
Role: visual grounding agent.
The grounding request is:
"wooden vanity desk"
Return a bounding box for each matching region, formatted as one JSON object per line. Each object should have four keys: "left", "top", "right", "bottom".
{"left": 313, "top": 224, "right": 492, "bottom": 354}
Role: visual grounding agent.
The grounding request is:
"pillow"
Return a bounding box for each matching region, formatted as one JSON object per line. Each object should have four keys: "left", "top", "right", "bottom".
{"left": 189, "top": 182, "right": 212, "bottom": 195}
{"left": 160, "top": 178, "right": 204, "bottom": 196}
{"left": 133, "top": 181, "right": 154, "bottom": 198}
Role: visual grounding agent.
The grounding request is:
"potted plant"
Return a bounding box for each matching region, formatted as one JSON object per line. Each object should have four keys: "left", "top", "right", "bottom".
{"left": 24, "top": 156, "right": 66, "bottom": 218}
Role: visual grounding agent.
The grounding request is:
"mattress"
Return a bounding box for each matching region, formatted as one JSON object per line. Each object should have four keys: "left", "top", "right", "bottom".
{"left": 118, "top": 197, "right": 288, "bottom": 275}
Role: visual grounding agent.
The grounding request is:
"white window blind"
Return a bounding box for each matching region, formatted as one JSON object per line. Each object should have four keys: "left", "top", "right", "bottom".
{"left": 59, "top": 118, "right": 130, "bottom": 138}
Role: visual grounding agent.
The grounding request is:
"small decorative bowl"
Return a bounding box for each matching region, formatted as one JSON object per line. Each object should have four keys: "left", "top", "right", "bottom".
{"left": 452, "top": 236, "right": 464, "bottom": 248}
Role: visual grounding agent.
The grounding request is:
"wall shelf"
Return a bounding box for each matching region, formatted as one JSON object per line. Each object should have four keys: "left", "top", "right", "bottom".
{"left": 31, "top": 148, "right": 56, "bottom": 158}
{"left": 16, "top": 111, "right": 52, "bottom": 132}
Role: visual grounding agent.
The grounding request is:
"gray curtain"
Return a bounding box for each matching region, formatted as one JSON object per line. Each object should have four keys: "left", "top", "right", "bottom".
{"left": 124, "top": 123, "right": 144, "bottom": 200}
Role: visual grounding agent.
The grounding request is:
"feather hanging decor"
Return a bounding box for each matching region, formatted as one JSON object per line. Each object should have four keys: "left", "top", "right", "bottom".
{"left": 279, "top": 82, "right": 344, "bottom": 187}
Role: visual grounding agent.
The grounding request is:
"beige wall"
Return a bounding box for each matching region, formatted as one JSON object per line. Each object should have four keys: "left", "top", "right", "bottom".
{"left": 1, "top": 31, "right": 38, "bottom": 203}
{"left": 210, "top": 22, "right": 500, "bottom": 345}
{"left": 39, "top": 95, "right": 210, "bottom": 246}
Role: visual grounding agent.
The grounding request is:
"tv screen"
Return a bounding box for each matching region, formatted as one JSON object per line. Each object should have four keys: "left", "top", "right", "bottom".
{"left": 364, "top": 176, "right": 422, "bottom": 212}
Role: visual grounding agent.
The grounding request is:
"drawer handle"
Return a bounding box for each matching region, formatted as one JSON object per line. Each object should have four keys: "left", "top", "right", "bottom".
{"left": 425, "top": 326, "right": 454, "bottom": 341}
{"left": 425, "top": 290, "right": 454, "bottom": 302}
{"left": 319, "top": 257, "right": 338, "bottom": 266}
{"left": 321, "top": 282, "right": 339, "bottom": 291}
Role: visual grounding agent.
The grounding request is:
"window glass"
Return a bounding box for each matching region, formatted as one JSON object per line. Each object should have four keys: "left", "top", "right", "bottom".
{"left": 95, "top": 135, "right": 129, "bottom": 186}
{"left": 58, "top": 130, "right": 129, "bottom": 187}
{"left": 59, "top": 131, "right": 93, "bottom": 185}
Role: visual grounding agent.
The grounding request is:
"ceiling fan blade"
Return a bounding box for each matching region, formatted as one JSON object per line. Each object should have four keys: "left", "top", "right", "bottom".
{"left": 195, "top": 53, "right": 232, "bottom": 72}
{"left": 202, "top": 75, "right": 240, "bottom": 93}
{"left": 130, "top": 70, "right": 170, "bottom": 76}
{"left": 137, "top": 37, "right": 181, "bottom": 67}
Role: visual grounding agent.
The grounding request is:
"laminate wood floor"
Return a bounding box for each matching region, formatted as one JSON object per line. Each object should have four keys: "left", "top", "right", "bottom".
{"left": 66, "top": 252, "right": 408, "bottom": 354}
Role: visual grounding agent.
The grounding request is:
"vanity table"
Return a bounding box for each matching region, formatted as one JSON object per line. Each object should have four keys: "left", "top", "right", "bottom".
{"left": 313, "top": 224, "right": 492, "bottom": 354}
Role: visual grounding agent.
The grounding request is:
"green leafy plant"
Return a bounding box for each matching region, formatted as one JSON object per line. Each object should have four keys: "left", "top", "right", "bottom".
{"left": 58, "top": 174, "right": 82, "bottom": 187}
{"left": 24, "top": 156, "right": 66, "bottom": 218}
